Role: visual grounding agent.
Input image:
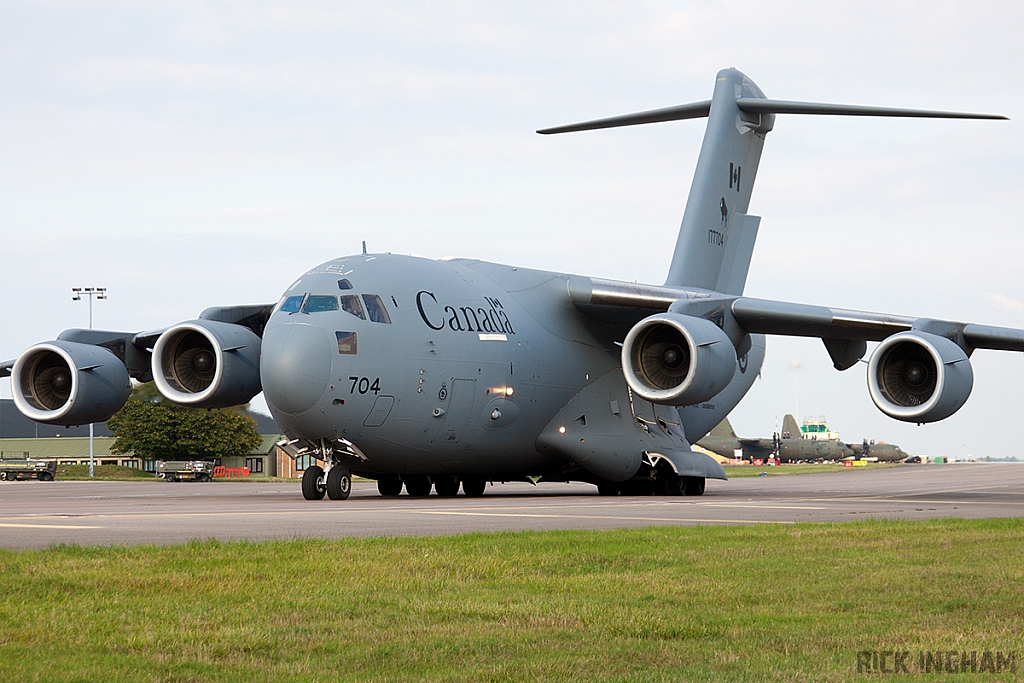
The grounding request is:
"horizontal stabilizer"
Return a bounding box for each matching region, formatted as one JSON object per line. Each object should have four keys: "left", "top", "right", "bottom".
{"left": 537, "top": 100, "right": 711, "bottom": 134}
{"left": 735, "top": 98, "right": 1008, "bottom": 120}
{"left": 538, "top": 97, "right": 1006, "bottom": 136}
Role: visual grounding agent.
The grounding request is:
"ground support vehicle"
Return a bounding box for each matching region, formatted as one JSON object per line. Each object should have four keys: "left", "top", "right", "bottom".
{"left": 0, "top": 459, "right": 57, "bottom": 481}
{"left": 157, "top": 460, "right": 216, "bottom": 482}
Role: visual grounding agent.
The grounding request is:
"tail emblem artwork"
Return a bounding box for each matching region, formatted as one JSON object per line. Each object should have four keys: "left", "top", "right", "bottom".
{"left": 2, "top": 69, "right": 1015, "bottom": 500}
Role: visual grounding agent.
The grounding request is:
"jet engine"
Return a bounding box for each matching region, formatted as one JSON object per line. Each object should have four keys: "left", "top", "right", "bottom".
{"left": 621, "top": 312, "right": 737, "bottom": 405}
{"left": 152, "top": 320, "right": 262, "bottom": 408}
{"left": 867, "top": 331, "right": 974, "bottom": 423}
{"left": 11, "top": 341, "right": 131, "bottom": 425}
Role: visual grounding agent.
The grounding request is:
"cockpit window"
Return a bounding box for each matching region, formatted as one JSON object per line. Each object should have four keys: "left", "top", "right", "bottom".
{"left": 336, "top": 331, "right": 357, "bottom": 354}
{"left": 303, "top": 295, "right": 339, "bottom": 313}
{"left": 339, "top": 295, "right": 366, "bottom": 320}
{"left": 278, "top": 295, "right": 304, "bottom": 313}
{"left": 338, "top": 279, "right": 353, "bottom": 290}
{"left": 362, "top": 294, "right": 392, "bottom": 324}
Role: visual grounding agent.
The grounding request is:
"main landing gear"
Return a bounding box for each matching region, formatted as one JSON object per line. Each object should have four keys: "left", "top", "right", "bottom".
{"left": 596, "top": 475, "right": 706, "bottom": 497}
{"left": 375, "top": 475, "right": 487, "bottom": 498}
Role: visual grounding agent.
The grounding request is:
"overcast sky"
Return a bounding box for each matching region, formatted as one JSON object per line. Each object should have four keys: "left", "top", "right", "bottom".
{"left": 2, "top": 1, "right": 1022, "bottom": 457}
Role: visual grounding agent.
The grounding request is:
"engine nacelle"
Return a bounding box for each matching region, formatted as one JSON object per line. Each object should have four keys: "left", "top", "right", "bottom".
{"left": 152, "top": 320, "right": 262, "bottom": 408}
{"left": 12, "top": 341, "right": 131, "bottom": 425}
{"left": 621, "top": 313, "right": 737, "bottom": 405}
{"left": 867, "top": 331, "right": 974, "bottom": 423}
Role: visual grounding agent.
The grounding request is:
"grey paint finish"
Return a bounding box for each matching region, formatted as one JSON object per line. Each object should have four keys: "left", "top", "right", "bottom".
{"left": 2, "top": 68, "right": 1018, "bottom": 496}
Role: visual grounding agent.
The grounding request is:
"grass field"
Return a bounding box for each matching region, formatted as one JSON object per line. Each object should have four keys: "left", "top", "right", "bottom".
{"left": 54, "top": 465, "right": 279, "bottom": 482}
{"left": 55, "top": 464, "right": 158, "bottom": 481}
{"left": 0, "top": 519, "right": 1021, "bottom": 681}
{"left": 723, "top": 462, "right": 903, "bottom": 478}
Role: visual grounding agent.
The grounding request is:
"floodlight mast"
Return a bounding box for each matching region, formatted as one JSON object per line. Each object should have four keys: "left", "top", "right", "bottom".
{"left": 71, "top": 287, "right": 107, "bottom": 477}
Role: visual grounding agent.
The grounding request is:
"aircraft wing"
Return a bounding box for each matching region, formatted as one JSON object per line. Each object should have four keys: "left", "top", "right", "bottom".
{"left": 569, "top": 275, "right": 1024, "bottom": 423}
{"left": 736, "top": 438, "right": 774, "bottom": 452}
{"left": 568, "top": 275, "right": 1024, "bottom": 356}
{"left": 1, "top": 304, "right": 276, "bottom": 382}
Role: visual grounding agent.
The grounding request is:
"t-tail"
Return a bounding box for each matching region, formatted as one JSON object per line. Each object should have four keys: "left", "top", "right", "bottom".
{"left": 539, "top": 69, "right": 1005, "bottom": 295}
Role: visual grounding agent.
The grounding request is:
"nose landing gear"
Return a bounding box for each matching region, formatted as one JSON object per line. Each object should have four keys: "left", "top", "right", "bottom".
{"left": 301, "top": 463, "right": 352, "bottom": 500}
{"left": 301, "top": 465, "right": 326, "bottom": 500}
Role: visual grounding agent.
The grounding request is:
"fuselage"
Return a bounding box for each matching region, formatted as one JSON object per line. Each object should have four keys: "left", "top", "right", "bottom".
{"left": 699, "top": 436, "right": 854, "bottom": 462}
{"left": 260, "top": 253, "right": 765, "bottom": 478}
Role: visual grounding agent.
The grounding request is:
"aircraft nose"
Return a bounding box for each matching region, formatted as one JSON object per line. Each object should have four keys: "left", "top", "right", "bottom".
{"left": 260, "top": 323, "right": 333, "bottom": 415}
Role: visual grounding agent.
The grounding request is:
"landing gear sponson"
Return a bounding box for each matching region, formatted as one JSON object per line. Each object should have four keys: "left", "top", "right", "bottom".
{"left": 293, "top": 438, "right": 705, "bottom": 500}
{"left": 300, "top": 469, "right": 704, "bottom": 500}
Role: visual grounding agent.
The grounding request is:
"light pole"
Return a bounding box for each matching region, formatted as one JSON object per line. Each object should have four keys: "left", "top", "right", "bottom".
{"left": 72, "top": 287, "right": 106, "bottom": 477}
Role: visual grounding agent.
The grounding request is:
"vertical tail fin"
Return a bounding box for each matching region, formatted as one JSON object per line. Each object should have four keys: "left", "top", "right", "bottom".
{"left": 664, "top": 69, "right": 770, "bottom": 292}
{"left": 709, "top": 417, "right": 737, "bottom": 439}
{"left": 781, "top": 414, "right": 801, "bottom": 440}
{"left": 537, "top": 70, "right": 1004, "bottom": 295}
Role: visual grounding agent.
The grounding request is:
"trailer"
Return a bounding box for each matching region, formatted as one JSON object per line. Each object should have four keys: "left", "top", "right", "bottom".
{"left": 0, "top": 459, "right": 57, "bottom": 481}
{"left": 157, "top": 460, "right": 217, "bottom": 482}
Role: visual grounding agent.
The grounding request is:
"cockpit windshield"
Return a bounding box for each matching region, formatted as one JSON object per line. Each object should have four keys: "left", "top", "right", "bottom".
{"left": 340, "top": 295, "right": 366, "bottom": 320}
{"left": 303, "top": 295, "right": 339, "bottom": 313}
{"left": 278, "top": 295, "right": 304, "bottom": 313}
{"left": 362, "top": 294, "right": 392, "bottom": 324}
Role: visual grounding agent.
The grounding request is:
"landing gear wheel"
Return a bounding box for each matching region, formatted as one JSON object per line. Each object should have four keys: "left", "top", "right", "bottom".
{"left": 620, "top": 481, "right": 655, "bottom": 496}
{"left": 596, "top": 481, "right": 620, "bottom": 496}
{"left": 404, "top": 475, "right": 433, "bottom": 497}
{"left": 326, "top": 466, "right": 352, "bottom": 500}
{"left": 461, "top": 476, "right": 486, "bottom": 497}
{"left": 434, "top": 475, "right": 460, "bottom": 497}
{"left": 683, "top": 476, "right": 706, "bottom": 496}
{"left": 659, "top": 474, "right": 686, "bottom": 496}
{"left": 377, "top": 475, "right": 403, "bottom": 497}
{"left": 302, "top": 465, "right": 326, "bottom": 500}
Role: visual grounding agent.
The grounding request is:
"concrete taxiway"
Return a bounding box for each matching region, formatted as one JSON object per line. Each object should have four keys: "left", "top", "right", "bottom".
{"left": 0, "top": 464, "right": 1021, "bottom": 549}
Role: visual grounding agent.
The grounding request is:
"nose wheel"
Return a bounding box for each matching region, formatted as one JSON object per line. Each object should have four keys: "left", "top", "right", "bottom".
{"left": 326, "top": 466, "right": 351, "bottom": 500}
{"left": 301, "top": 465, "right": 326, "bottom": 500}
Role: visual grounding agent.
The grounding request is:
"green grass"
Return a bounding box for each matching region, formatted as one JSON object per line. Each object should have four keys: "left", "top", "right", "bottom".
{"left": 55, "top": 465, "right": 282, "bottom": 482}
{"left": 0, "top": 520, "right": 1022, "bottom": 681}
{"left": 56, "top": 464, "right": 159, "bottom": 480}
{"left": 724, "top": 462, "right": 903, "bottom": 477}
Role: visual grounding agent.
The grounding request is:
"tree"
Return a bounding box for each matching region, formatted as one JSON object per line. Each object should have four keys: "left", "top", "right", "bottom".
{"left": 107, "top": 385, "right": 262, "bottom": 461}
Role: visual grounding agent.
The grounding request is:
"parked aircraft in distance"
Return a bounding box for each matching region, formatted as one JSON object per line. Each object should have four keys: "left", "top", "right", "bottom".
{"left": 2, "top": 69, "right": 1017, "bottom": 501}
{"left": 697, "top": 416, "right": 854, "bottom": 463}
{"left": 849, "top": 440, "right": 909, "bottom": 463}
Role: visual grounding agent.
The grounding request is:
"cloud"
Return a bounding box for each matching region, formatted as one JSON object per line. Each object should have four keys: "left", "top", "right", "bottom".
{"left": 984, "top": 292, "right": 1024, "bottom": 313}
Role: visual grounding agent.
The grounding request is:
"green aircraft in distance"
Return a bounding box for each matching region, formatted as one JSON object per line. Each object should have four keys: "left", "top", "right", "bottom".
{"left": 697, "top": 415, "right": 854, "bottom": 463}
{"left": 848, "top": 440, "right": 909, "bottom": 463}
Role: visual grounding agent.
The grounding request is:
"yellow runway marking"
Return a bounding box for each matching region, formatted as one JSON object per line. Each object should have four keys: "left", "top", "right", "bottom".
{"left": 0, "top": 528, "right": 103, "bottom": 532}
{"left": 409, "top": 510, "right": 793, "bottom": 524}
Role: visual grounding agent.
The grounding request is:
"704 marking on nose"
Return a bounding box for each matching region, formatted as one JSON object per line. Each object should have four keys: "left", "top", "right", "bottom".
{"left": 349, "top": 376, "right": 381, "bottom": 395}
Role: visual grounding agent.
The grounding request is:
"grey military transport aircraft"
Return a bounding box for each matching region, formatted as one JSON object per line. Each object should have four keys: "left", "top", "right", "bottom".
{"left": 2, "top": 68, "right": 1018, "bottom": 501}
